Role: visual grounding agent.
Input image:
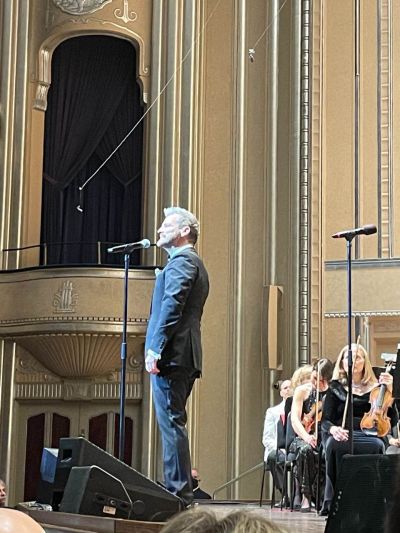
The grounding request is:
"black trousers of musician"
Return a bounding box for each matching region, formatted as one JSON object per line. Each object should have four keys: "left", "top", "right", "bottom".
{"left": 322, "top": 430, "right": 385, "bottom": 513}
{"left": 151, "top": 367, "right": 197, "bottom": 507}
{"left": 267, "top": 450, "right": 286, "bottom": 493}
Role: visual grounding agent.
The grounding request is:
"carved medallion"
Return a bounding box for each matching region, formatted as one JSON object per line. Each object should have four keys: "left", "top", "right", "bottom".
{"left": 52, "top": 0, "right": 113, "bottom": 15}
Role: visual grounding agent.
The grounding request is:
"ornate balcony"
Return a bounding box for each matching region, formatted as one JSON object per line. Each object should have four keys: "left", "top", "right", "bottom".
{"left": 0, "top": 266, "right": 155, "bottom": 379}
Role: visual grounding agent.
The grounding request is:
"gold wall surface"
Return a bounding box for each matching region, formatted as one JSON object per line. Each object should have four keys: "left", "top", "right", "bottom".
{"left": 316, "top": 0, "right": 400, "bottom": 363}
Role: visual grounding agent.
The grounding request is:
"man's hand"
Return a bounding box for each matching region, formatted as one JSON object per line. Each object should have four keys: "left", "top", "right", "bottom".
{"left": 145, "top": 350, "right": 161, "bottom": 374}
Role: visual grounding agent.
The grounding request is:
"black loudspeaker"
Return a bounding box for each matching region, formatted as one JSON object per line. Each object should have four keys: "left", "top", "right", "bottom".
{"left": 59, "top": 466, "right": 132, "bottom": 519}
{"left": 325, "top": 454, "right": 400, "bottom": 533}
{"left": 53, "top": 437, "right": 182, "bottom": 522}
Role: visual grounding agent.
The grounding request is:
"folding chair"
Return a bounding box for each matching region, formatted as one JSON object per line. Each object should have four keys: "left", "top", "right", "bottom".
{"left": 259, "top": 461, "right": 275, "bottom": 508}
{"left": 259, "top": 416, "right": 287, "bottom": 508}
{"left": 282, "top": 413, "right": 297, "bottom": 510}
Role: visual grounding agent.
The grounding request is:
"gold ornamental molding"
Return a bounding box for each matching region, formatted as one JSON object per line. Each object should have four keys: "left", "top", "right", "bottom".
{"left": 15, "top": 339, "right": 143, "bottom": 400}
{"left": 325, "top": 310, "right": 400, "bottom": 318}
{"left": 15, "top": 332, "right": 144, "bottom": 378}
{"left": 35, "top": 0, "right": 151, "bottom": 110}
{"left": 14, "top": 381, "right": 142, "bottom": 401}
{"left": 52, "top": 0, "right": 113, "bottom": 15}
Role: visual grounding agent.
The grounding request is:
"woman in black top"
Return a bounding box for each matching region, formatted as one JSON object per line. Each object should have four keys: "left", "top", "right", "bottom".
{"left": 320, "top": 343, "right": 395, "bottom": 514}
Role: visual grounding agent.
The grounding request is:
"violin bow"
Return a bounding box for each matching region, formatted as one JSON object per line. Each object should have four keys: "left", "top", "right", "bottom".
{"left": 341, "top": 335, "right": 361, "bottom": 429}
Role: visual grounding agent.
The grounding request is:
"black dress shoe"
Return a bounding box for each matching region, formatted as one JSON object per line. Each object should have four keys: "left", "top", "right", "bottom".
{"left": 274, "top": 498, "right": 290, "bottom": 509}
{"left": 319, "top": 508, "right": 329, "bottom": 516}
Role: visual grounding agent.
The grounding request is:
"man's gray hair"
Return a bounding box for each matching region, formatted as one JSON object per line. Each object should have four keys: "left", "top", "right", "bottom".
{"left": 164, "top": 206, "right": 199, "bottom": 244}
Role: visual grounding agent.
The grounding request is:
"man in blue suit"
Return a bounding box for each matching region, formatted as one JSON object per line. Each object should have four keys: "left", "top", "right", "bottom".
{"left": 145, "top": 207, "right": 209, "bottom": 506}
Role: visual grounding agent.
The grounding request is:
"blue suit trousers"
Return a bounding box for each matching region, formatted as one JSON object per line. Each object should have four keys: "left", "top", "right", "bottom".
{"left": 151, "top": 367, "right": 196, "bottom": 506}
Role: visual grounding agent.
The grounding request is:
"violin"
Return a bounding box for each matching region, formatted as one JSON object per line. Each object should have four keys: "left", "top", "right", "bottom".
{"left": 302, "top": 360, "right": 323, "bottom": 437}
{"left": 302, "top": 400, "right": 322, "bottom": 434}
{"left": 360, "top": 363, "right": 394, "bottom": 438}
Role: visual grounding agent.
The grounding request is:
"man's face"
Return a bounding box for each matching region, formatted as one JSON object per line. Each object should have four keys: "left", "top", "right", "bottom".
{"left": 279, "top": 380, "right": 292, "bottom": 400}
{"left": 0, "top": 482, "right": 6, "bottom": 506}
{"left": 157, "top": 214, "right": 185, "bottom": 249}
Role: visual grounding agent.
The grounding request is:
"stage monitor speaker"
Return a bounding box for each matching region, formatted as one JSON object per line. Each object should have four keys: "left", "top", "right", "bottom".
{"left": 325, "top": 454, "right": 400, "bottom": 533}
{"left": 53, "top": 437, "right": 182, "bottom": 522}
{"left": 59, "top": 466, "right": 132, "bottom": 519}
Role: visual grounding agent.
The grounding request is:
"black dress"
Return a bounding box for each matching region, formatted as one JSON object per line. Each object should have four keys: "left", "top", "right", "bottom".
{"left": 320, "top": 380, "right": 397, "bottom": 511}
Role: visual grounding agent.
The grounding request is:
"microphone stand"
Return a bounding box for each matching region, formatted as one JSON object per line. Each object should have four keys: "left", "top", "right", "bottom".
{"left": 345, "top": 237, "right": 354, "bottom": 455}
{"left": 108, "top": 240, "right": 150, "bottom": 460}
{"left": 118, "top": 251, "right": 130, "bottom": 461}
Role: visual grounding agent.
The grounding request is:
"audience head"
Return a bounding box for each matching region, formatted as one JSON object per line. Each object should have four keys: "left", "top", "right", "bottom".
{"left": 191, "top": 468, "right": 200, "bottom": 489}
{"left": 333, "top": 343, "right": 376, "bottom": 385}
{"left": 215, "top": 509, "right": 288, "bottom": 532}
{"left": 0, "top": 509, "right": 45, "bottom": 533}
{"left": 161, "top": 508, "right": 288, "bottom": 533}
{"left": 160, "top": 508, "right": 218, "bottom": 533}
{"left": 291, "top": 364, "right": 313, "bottom": 389}
{"left": 0, "top": 480, "right": 6, "bottom": 507}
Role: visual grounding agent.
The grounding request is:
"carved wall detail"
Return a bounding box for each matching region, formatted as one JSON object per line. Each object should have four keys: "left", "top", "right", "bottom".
{"left": 53, "top": 280, "right": 78, "bottom": 313}
{"left": 16, "top": 348, "right": 61, "bottom": 383}
{"left": 52, "top": 0, "right": 113, "bottom": 15}
{"left": 15, "top": 343, "right": 143, "bottom": 400}
{"left": 36, "top": 0, "right": 151, "bottom": 110}
{"left": 114, "top": 0, "right": 137, "bottom": 23}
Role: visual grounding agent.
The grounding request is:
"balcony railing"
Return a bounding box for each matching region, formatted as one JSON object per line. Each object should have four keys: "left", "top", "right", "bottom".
{"left": 2, "top": 241, "right": 154, "bottom": 270}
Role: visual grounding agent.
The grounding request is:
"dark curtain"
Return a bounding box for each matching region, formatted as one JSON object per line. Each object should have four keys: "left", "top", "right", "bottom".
{"left": 41, "top": 36, "right": 143, "bottom": 265}
{"left": 24, "top": 413, "right": 45, "bottom": 501}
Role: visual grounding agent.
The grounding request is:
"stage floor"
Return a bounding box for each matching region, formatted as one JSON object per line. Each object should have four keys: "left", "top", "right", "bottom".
{"left": 27, "top": 501, "right": 327, "bottom": 533}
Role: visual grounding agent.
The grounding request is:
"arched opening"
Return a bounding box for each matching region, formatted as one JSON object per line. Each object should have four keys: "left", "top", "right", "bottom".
{"left": 40, "top": 35, "right": 143, "bottom": 265}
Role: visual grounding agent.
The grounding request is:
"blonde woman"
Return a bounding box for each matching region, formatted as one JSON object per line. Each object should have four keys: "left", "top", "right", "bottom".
{"left": 289, "top": 359, "right": 333, "bottom": 511}
{"left": 320, "top": 343, "right": 395, "bottom": 515}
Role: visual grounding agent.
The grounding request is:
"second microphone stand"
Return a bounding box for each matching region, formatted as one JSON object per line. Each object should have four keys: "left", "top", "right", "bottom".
{"left": 345, "top": 237, "right": 354, "bottom": 454}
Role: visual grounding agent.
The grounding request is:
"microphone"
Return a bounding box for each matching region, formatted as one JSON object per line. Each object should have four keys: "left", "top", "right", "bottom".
{"left": 331, "top": 224, "right": 377, "bottom": 239}
{"left": 107, "top": 238, "right": 151, "bottom": 254}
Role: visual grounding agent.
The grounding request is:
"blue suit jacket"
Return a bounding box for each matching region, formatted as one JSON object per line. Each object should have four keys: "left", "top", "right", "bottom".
{"left": 145, "top": 247, "right": 209, "bottom": 374}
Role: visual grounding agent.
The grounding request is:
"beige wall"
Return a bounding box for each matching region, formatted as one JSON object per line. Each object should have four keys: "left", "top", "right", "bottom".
{"left": 315, "top": 0, "right": 400, "bottom": 363}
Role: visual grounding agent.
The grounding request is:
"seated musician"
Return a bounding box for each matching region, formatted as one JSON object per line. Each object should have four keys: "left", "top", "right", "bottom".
{"left": 290, "top": 358, "right": 333, "bottom": 512}
{"left": 320, "top": 343, "right": 396, "bottom": 515}
{"left": 262, "top": 379, "right": 292, "bottom": 504}
{"left": 284, "top": 365, "right": 314, "bottom": 421}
